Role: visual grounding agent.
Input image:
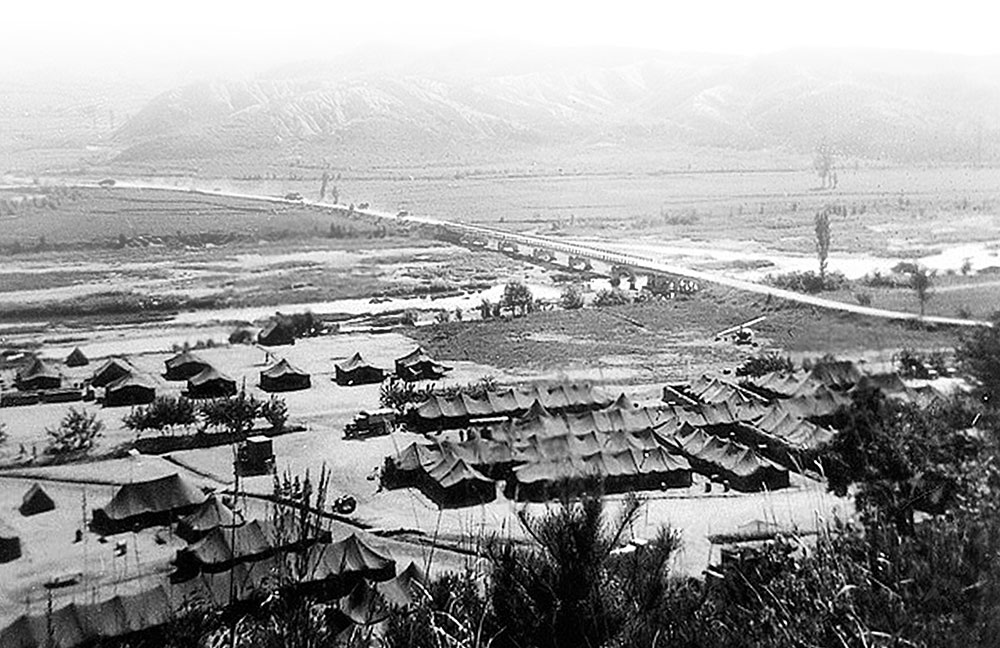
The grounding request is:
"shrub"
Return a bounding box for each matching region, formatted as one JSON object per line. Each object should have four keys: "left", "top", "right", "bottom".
{"left": 854, "top": 291, "right": 873, "bottom": 306}
{"left": 46, "top": 407, "right": 104, "bottom": 455}
{"left": 765, "top": 270, "right": 847, "bottom": 293}
{"left": 123, "top": 395, "right": 197, "bottom": 433}
{"left": 735, "top": 353, "right": 795, "bottom": 377}
{"left": 593, "top": 287, "right": 631, "bottom": 307}
{"left": 559, "top": 284, "right": 585, "bottom": 310}
{"left": 228, "top": 328, "right": 255, "bottom": 345}
{"left": 260, "top": 396, "right": 288, "bottom": 432}
{"left": 199, "top": 390, "right": 264, "bottom": 435}
{"left": 896, "top": 348, "right": 933, "bottom": 379}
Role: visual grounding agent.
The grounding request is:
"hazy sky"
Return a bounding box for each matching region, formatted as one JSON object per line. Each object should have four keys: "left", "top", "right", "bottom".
{"left": 3, "top": 0, "right": 998, "bottom": 84}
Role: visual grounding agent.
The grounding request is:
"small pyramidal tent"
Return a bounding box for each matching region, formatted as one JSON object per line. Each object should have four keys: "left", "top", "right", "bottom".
{"left": 19, "top": 483, "right": 55, "bottom": 517}
{"left": 65, "top": 347, "right": 89, "bottom": 367}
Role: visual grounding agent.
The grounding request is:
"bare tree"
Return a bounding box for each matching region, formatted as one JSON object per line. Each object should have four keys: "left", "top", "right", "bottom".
{"left": 815, "top": 207, "right": 832, "bottom": 284}
{"left": 910, "top": 266, "right": 935, "bottom": 317}
{"left": 814, "top": 144, "right": 835, "bottom": 189}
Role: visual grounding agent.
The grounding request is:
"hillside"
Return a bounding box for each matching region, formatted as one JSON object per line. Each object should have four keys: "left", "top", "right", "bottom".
{"left": 114, "top": 45, "right": 1000, "bottom": 167}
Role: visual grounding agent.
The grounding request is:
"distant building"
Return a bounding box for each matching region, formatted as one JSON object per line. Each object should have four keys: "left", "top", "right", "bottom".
{"left": 164, "top": 351, "right": 210, "bottom": 381}
{"left": 258, "top": 320, "right": 295, "bottom": 347}
{"left": 65, "top": 347, "right": 89, "bottom": 367}
{"left": 335, "top": 353, "right": 385, "bottom": 386}
{"left": 259, "top": 358, "right": 311, "bottom": 392}
{"left": 186, "top": 366, "right": 237, "bottom": 399}
{"left": 15, "top": 357, "right": 61, "bottom": 391}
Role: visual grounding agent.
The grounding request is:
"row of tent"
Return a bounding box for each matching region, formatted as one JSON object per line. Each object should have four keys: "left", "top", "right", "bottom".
{"left": 387, "top": 395, "right": 796, "bottom": 504}
{"left": 0, "top": 534, "right": 419, "bottom": 648}
{"left": 410, "top": 382, "right": 615, "bottom": 430}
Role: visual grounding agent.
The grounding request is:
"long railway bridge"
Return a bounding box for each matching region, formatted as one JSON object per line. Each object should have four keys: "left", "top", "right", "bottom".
{"left": 98, "top": 183, "right": 992, "bottom": 329}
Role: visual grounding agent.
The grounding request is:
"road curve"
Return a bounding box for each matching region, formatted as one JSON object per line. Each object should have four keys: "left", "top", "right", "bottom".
{"left": 90, "top": 181, "right": 993, "bottom": 329}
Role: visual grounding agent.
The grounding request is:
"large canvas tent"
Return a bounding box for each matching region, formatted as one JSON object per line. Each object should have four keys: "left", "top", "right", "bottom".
{"left": 65, "top": 347, "right": 89, "bottom": 367}
{"left": 92, "top": 473, "right": 207, "bottom": 534}
{"left": 90, "top": 358, "right": 133, "bottom": 388}
{"left": 176, "top": 515, "right": 328, "bottom": 575}
{"left": 335, "top": 353, "right": 385, "bottom": 386}
{"left": 259, "top": 358, "right": 311, "bottom": 392}
{"left": 394, "top": 347, "right": 451, "bottom": 382}
{"left": 176, "top": 495, "right": 238, "bottom": 542}
{"left": 258, "top": 319, "right": 295, "bottom": 346}
{"left": 186, "top": 366, "right": 236, "bottom": 399}
{"left": 674, "top": 428, "right": 789, "bottom": 492}
{"left": 16, "top": 357, "right": 61, "bottom": 391}
{"left": 163, "top": 351, "right": 210, "bottom": 381}
{"left": 310, "top": 532, "right": 396, "bottom": 583}
{"left": 19, "top": 483, "right": 55, "bottom": 517}
{"left": 0, "top": 518, "right": 21, "bottom": 563}
{"left": 103, "top": 372, "right": 156, "bottom": 407}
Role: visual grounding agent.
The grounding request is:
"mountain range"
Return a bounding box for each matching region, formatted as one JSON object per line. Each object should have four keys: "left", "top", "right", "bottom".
{"left": 113, "top": 44, "right": 1000, "bottom": 166}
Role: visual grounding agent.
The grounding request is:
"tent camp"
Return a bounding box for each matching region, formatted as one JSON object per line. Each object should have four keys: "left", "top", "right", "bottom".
{"left": 92, "top": 473, "right": 207, "bottom": 534}
{"left": 422, "top": 455, "right": 497, "bottom": 508}
{"left": 163, "top": 351, "right": 210, "bottom": 381}
{"left": 65, "top": 347, "right": 89, "bottom": 367}
{"left": 186, "top": 367, "right": 237, "bottom": 399}
{"left": 0, "top": 585, "right": 176, "bottom": 648}
{"left": 258, "top": 319, "right": 295, "bottom": 347}
{"left": 394, "top": 347, "right": 451, "bottom": 382}
{"left": 176, "top": 515, "right": 328, "bottom": 574}
{"left": 103, "top": 372, "right": 157, "bottom": 407}
{"left": 335, "top": 353, "right": 385, "bottom": 386}
{"left": 176, "top": 495, "right": 239, "bottom": 542}
{"left": 91, "top": 358, "right": 134, "bottom": 388}
{"left": 19, "top": 483, "right": 55, "bottom": 517}
{"left": 259, "top": 358, "right": 311, "bottom": 392}
{"left": 16, "top": 357, "right": 61, "bottom": 391}
{"left": 0, "top": 518, "right": 21, "bottom": 563}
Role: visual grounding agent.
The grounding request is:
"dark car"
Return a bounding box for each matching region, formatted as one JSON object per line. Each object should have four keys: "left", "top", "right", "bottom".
{"left": 284, "top": 192, "right": 304, "bottom": 201}
{"left": 97, "top": 178, "right": 116, "bottom": 188}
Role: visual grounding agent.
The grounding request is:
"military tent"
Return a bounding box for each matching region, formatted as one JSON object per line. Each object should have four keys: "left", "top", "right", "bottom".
{"left": 394, "top": 347, "right": 451, "bottom": 382}
{"left": 807, "top": 360, "right": 862, "bottom": 391}
{"left": 65, "top": 347, "right": 89, "bottom": 367}
{"left": 340, "top": 579, "right": 390, "bottom": 625}
{"left": 335, "top": 353, "right": 385, "bottom": 386}
{"left": 0, "top": 518, "right": 22, "bottom": 563}
{"left": 163, "top": 351, "right": 210, "bottom": 381}
{"left": 186, "top": 366, "right": 236, "bottom": 399}
{"left": 258, "top": 319, "right": 295, "bottom": 347}
{"left": 16, "top": 357, "right": 61, "bottom": 391}
{"left": 103, "top": 372, "right": 157, "bottom": 407}
{"left": 674, "top": 428, "right": 789, "bottom": 492}
{"left": 313, "top": 532, "right": 396, "bottom": 582}
{"left": 421, "top": 455, "right": 497, "bottom": 508}
{"left": 259, "top": 358, "right": 311, "bottom": 392}
{"left": 90, "top": 358, "right": 134, "bottom": 388}
{"left": 377, "top": 561, "right": 427, "bottom": 608}
{"left": 176, "top": 495, "right": 238, "bottom": 542}
{"left": 176, "top": 519, "right": 274, "bottom": 574}
{"left": 19, "top": 483, "right": 55, "bottom": 517}
{"left": 92, "top": 473, "right": 206, "bottom": 534}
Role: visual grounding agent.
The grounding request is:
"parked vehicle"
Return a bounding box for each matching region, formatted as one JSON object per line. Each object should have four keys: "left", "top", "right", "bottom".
{"left": 344, "top": 408, "right": 397, "bottom": 439}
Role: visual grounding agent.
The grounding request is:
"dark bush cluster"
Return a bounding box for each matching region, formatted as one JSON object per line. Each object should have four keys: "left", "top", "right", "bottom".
{"left": 765, "top": 270, "right": 848, "bottom": 293}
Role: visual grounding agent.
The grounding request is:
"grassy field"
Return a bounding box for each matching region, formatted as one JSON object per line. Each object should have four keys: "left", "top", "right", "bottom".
{"left": 411, "top": 286, "right": 961, "bottom": 382}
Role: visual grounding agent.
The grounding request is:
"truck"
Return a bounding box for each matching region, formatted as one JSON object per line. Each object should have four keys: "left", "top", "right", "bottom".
{"left": 344, "top": 408, "right": 397, "bottom": 439}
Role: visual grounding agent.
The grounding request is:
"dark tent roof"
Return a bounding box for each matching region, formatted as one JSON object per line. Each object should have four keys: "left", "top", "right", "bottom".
{"left": 176, "top": 495, "right": 238, "bottom": 542}
{"left": 187, "top": 366, "right": 236, "bottom": 398}
{"left": 16, "top": 357, "right": 61, "bottom": 390}
{"left": 20, "top": 483, "right": 55, "bottom": 517}
{"left": 258, "top": 319, "right": 295, "bottom": 346}
{"left": 807, "top": 360, "right": 862, "bottom": 391}
{"left": 259, "top": 358, "right": 311, "bottom": 392}
{"left": 0, "top": 517, "right": 22, "bottom": 563}
{"left": 104, "top": 372, "right": 157, "bottom": 407}
{"left": 65, "top": 347, "right": 89, "bottom": 367}
{"left": 165, "top": 350, "right": 207, "bottom": 371}
{"left": 376, "top": 561, "right": 427, "bottom": 608}
{"left": 340, "top": 580, "right": 390, "bottom": 625}
{"left": 180, "top": 519, "right": 273, "bottom": 571}
{"left": 163, "top": 351, "right": 210, "bottom": 380}
{"left": 336, "top": 352, "right": 378, "bottom": 372}
{"left": 315, "top": 532, "right": 396, "bottom": 582}
{"left": 335, "top": 353, "right": 385, "bottom": 386}
{"left": 394, "top": 347, "right": 451, "bottom": 381}
{"left": 91, "top": 358, "right": 134, "bottom": 388}
{"left": 96, "top": 473, "right": 206, "bottom": 531}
